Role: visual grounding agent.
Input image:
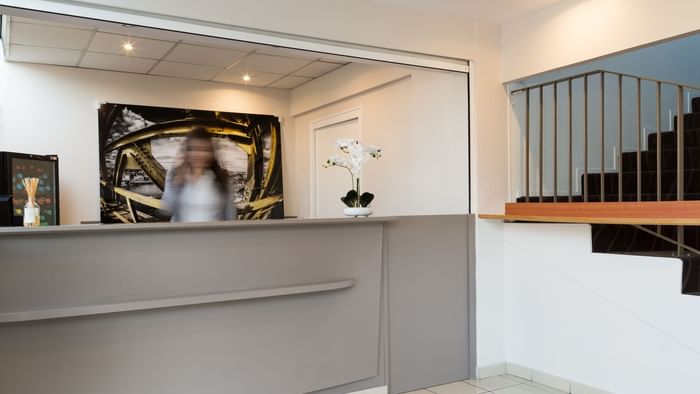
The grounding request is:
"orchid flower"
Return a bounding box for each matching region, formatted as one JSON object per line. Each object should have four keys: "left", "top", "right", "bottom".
{"left": 323, "top": 139, "right": 382, "bottom": 207}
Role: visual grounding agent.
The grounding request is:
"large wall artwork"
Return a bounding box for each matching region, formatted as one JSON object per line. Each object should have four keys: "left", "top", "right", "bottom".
{"left": 98, "top": 103, "right": 284, "bottom": 223}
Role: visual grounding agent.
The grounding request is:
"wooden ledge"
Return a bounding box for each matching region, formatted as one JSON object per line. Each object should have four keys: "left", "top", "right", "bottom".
{"left": 479, "top": 201, "right": 700, "bottom": 226}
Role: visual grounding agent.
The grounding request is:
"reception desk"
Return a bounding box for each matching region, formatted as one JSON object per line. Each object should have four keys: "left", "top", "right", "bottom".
{"left": 0, "top": 216, "right": 473, "bottom": 394}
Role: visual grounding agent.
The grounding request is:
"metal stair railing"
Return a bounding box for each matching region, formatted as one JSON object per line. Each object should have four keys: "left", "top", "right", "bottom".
{"left": 511, "top": 69, "right": 700, "bottom": 254}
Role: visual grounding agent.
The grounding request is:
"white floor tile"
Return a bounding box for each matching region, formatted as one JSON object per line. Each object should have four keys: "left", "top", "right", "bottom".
{"left": 506, "top": 363, "right": 533, "bottom": 381}
{"left": 493, "top": 382, "right": 568, "bottom": 394}
{"left": 504, "top": 374, "right": 530, "bottom": 384}
{"left": 571, "top": 381, "right": 613, "bottom": 394}
{"left": 401, "top": 390, "right": 433, "bottom": 394}
{"left": 465, "top": 375, "right": 524, "bottom": 391}
{"left": 532, "top": 370, "right": 570, "bottom": 393}
{"left": 427, "top": 381, "right": 488, "bottom": 394}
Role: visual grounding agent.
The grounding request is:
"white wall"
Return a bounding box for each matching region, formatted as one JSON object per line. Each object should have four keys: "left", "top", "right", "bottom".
{"left": 502, "top": 0, "right": 700, "bottom": 82}
{"left": 471, "top": 21, "right": 509, "bottom": 369}
{"left": 290, "top": 63, "right": 469, "bottom": 218}
{"left": 503, "top": 223, "right": 700, "bottom": 394}
{"left": 514, "top": 33, "right": 700, "bottom": 90}
{"left": 0, "top": 56, "right": 292, "bottom": 224}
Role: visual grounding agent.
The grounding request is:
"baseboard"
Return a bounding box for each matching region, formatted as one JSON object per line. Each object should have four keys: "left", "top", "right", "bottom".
{"left": 475, "top": 362, "right": 506, "bottom": 378}
{"left": 347, "top": 386, "right": 388, "bottom": 394}
{"left": 503, "top": 363, "right": 612, "bottom": 394}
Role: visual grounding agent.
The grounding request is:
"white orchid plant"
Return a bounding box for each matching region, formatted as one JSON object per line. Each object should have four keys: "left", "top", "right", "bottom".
{"left": 323, "top": 138, "right": 382, "bottom": 208}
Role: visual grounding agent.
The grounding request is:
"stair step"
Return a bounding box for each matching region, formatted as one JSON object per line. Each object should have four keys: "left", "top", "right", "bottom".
{"left": 648, "top": 127, "right": 700, "bottom": 150}
{"left": 584, "top": 169, "right": 700, "bottom": 195}
{"left": 681, "top": 255, "right": 700, "bottom": 295}
{"left": 621, "top": 147, "right": 700, "bottom": 171}
{"left": 672, "top": 112, "right": 700, "bottom": 132}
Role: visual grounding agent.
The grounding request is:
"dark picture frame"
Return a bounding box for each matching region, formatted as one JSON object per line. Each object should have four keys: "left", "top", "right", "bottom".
{"left": 98, "top": 103, "right": 284, "bottom": 223}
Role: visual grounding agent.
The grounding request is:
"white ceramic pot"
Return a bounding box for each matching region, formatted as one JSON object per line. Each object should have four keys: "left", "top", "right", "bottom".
{"left": 344, "top": 207, "right": 373, "bottom": 217}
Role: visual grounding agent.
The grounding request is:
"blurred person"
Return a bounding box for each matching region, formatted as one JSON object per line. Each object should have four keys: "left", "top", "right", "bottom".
{"left": 161, "top": 127, "right": 236, "bottom": 222}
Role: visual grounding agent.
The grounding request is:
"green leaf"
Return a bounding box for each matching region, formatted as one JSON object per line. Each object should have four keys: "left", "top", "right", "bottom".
{"left": 340, "top": 189, "right": 359, "bottom": 207}
{"left": 359, "top": 192, "right": 374, "bottom": 207}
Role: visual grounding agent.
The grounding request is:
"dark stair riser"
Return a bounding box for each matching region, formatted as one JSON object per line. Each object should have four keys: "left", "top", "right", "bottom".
{"left": 621, "top": 147, "right": 700, "bottom": 171}
{"left": 648, "top": 127, "right": 700, "bottom": 151}
{"left": 583, "top": 170, "right": 700, "bottom": 195}
{"left": 682, "top": 257, "right": 700, "bottom": 295}
{"left": 672, "top": 113, "right": 700, "bottom": 132}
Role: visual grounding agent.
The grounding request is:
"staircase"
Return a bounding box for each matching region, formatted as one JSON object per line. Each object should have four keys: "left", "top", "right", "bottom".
{"left": 587, "top": 97, "right": 700, "bottom": 295}
{"left": 512, "top": 70, "right": 700, "bottom": 296}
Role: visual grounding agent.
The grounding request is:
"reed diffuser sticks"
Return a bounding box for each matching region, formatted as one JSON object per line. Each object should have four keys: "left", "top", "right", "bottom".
{"left": 22, "top": 177, "right": 40, "bottom": 227}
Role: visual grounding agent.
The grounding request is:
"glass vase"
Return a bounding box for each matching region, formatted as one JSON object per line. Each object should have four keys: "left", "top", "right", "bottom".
{"left": 23, "top": 200, "right": 41, "bottom": 227}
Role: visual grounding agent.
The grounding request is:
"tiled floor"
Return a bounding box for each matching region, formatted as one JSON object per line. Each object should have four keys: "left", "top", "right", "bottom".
{"left": 402, "top": 374, "right": 567, "bottom": 394}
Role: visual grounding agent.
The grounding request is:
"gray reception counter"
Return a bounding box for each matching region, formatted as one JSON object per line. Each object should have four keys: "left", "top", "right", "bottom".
{"left": 0, "top": 216, "right": 474, "bottom": 394}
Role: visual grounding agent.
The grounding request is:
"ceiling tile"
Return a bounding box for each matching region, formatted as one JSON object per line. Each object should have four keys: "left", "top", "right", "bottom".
{"left": 87, "top": 32, "right": 175, "bottom": 59}
{"left": 319, "top": 55, "right": 352, "bottom": 64}
{"left": 10, "top": 16, "right": 93, "bottom": 30}
{"left": 213, "top": 69, "right": 283, "bottom": 86}
{"left": 165, "top": 44, "right": 248, "bottom": 67}
{"left": 7, "top": 44, "right": 82, "bottom": 66}
{"left": 183, "top": 37, "right": 258, "bottom": 53}
{"left": 267, "top": 75, "right": 313, "bottom": 89}
{"left": 97, "top": 27, "right": 185, "bottom": 43}
{"left": 254, "top": 46, "right": 321, "bottom": 61}
{"left": 149, "top": 61, "right": 222, "bottom": 80}
{"left": 293, "top": 61, "right": 345, "bottom": 78}
{"left": 10, "top": 22, "right": 94, "bottom": 50}
{"left": 228, "top": 53, "right": 313, "bottom": 75}
{"left": 80, "top": 52, "right": 156, "bottom": 73}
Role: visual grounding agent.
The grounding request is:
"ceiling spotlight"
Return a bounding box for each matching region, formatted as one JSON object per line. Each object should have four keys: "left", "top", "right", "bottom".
{"left": 242, "top": 74, "right": 251, "bottom": 82}
{"left": 122, "top": 42, "right": 134, "bottom": 52}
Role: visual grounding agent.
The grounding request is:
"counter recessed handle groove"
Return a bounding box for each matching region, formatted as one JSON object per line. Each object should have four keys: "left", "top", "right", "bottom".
{"left": 0, "top": 279, "right": 356, "bottom": 323}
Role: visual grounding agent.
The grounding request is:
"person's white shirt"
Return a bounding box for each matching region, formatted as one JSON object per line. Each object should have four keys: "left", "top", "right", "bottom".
{"left": 176, "top": 171, "right": 224, "bottom": 222}
{"left": 161, "top": 168, "right": 235, "bottom": 222}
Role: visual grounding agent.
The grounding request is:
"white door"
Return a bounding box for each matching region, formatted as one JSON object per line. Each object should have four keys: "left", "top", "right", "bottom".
{"left": 312, "top": 111, "right": 361, "bottom": 218}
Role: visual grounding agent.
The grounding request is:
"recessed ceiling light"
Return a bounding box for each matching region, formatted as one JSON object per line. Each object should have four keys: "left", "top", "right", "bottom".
{"left": 242, "top": 74, "right": 251, "bottom": 82}
{"left": 122, "top": 42, "right": 134, "bottom": 52}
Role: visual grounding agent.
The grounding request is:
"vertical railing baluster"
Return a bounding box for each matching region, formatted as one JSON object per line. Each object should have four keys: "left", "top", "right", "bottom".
{"left": 539, "top": 86, "right": 544, "bottom": 202}
{"left": 637, "top": 78, "right": 642, "bottom": 201}
{"left": 618, "top": 75, "right": 623, "bottom": 202}
{"left": 656, "top": 82, "right": 661, "bottom": 201}
{"left": 677, "top": 85, "right": 685, "bottom": 200}
{"left": 554, "top": 83, "right": 558, "bottom": 202}
{"left": 568, "top": 79, "right": 573, "bottom": 202}
{"left": 525, "top": 89, "right": 530, "bottom": 202}
{"left": 600, "top": 72, "right": 605, "bottom": 201}
{"left": 677, "top": 86, "right": 685, "bottom": 254}
{"left": 584, "top": 75, "right": 589, "bottom": 202}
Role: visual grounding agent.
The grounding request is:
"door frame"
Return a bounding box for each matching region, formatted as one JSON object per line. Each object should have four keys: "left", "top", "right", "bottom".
{"left": 309, "top": 107, "right": 362, "bottom": 218}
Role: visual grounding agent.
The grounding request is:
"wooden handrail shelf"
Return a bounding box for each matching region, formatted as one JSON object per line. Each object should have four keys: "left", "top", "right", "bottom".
{"left": 479, "top": 201, "right": 700, "bottom": 226}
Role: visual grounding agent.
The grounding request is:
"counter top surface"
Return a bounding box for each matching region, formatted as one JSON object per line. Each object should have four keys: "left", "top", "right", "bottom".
{"left": 0, "top": 216, "right": 398, "bottom": 236}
